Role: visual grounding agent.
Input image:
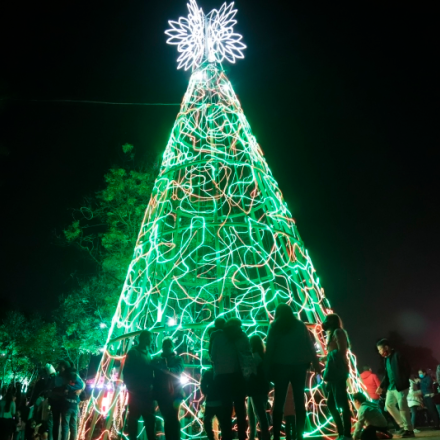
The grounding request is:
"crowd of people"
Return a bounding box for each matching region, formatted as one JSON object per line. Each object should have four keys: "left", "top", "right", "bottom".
{"left": 360, "top": 341, "right": 440, "bottom": 437}
{"left": 1, "top": 306, "right": 440, "bottom": 440}
{"left": 0, "top": 361, "right": 85, "bottom": 440}
{"left": 124, "top": 307, "right": 440, "bottom": 440}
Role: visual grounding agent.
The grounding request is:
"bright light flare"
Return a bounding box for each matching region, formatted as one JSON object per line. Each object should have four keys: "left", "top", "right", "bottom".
{"left": 180, "top": 374, "right": 190, "bottom": 385}
{"left": 165, "top": 0, "right": 246, "bottom": 70}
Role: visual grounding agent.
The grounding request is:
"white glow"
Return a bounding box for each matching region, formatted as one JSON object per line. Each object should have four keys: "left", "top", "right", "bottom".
{"left": 99, "top": 322, "right": 107, "bottom": 329}
{"left": 192, "top": 70, "right": 206, "bottom": 81}
{"left": 168, "top": 317, "right": 177, "bottom": 326}
{"left": 165, "top": 0, "right": 246, "bottom": 70}
{"left": 180, "top": 375, "right": 190, "bottom": 384}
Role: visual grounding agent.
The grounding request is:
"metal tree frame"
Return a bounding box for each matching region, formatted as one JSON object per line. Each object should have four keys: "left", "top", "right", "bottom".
{"left": 79, "top": 61, "right": 363, "bottom": 440}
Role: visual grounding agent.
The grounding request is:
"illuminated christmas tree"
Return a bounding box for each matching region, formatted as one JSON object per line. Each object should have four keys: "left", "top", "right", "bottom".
{"left": 79, "top": 1, "right": 362, "bottom": 439}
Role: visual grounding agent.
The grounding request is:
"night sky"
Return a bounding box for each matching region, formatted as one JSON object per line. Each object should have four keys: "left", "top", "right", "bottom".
{"left": 1, "top": 1, "right": 438, "bottom": 368}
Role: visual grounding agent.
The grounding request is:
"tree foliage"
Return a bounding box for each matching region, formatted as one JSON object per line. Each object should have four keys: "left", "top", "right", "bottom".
{"left": 0, "top": 311, "right": 62, "bottom": 384}
{"left": 0, "top": 145, "right": 157, "bottom": 380}
{"left": 57, "top": 145, "right": 157, "bottom": 368}
{"left": 63, "top": 148, "right": 156, "bottom": 282}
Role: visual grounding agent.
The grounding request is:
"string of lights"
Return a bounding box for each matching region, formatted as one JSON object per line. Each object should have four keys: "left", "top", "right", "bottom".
{"left": 79, "top": 2, "right": 363, "bottom": 439}
{"left": 78, "top": 61, "right": 363, "bottom": 440}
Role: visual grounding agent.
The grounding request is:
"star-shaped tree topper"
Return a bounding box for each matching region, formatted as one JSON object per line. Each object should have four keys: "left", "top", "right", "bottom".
{"left": 165, "top": 0, "right": 246, "bottom": 70}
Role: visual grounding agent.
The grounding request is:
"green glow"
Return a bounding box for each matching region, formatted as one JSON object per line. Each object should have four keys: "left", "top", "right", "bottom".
{"left": 79, "top": 62, "right": 363, "bottom": 440}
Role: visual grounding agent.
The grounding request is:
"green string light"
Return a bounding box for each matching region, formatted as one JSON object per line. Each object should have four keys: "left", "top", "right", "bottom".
{"left": 78, "top": 62, "right": 363, "bottom": 440}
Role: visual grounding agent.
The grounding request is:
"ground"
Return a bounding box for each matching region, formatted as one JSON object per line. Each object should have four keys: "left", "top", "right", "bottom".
{"left": 414, "top": 430, "right": 440, "bottom": 439}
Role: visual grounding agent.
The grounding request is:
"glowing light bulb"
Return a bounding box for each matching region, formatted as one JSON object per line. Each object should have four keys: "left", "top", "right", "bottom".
{"left": 168, "top": 317, "right": 177, "bottom": 326}
{"left": 180, "top": 375, "right": 190, "bottom": 385}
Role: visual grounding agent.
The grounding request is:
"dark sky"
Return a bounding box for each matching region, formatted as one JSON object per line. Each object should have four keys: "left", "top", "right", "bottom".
{"left": 1, "top": 1, "right": 438, "bottom": 368}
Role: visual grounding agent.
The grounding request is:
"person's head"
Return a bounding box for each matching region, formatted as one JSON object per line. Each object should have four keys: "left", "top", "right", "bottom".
{"left": 274, "top": 303, "right": 294, "bottom": 322}
{"left": 250, "top": 334, "right": 265, "bottom": 357}
{"left": 418, "top": 369, "right": 426, "bottom": 379}
{"left": 162, "top": 337, "right": 174, "bottom": 356}
{"left": 273, "top": 303, "right": 298, "bottom": 332}
{"left": 214, "top": 317, "right": 226, "bottom": 330}
{"left": 57, "top": 360, "right": 71, "bottom": 373}
{"left": 352, "top": 392, "right": 367, "bottom": 410}
{"left": 376, "top": 339, "right": 392, "bottom": 358}
{"left": 138, "top": 330, "right": 152, "bottom": 350}
{"left": 322, "top": 313, "right": 342, "bottom": 332}
{"left": 225, "top": 317, "right": 242, "bottom": 329}
{"left": 224, "top": 318, "right": 243, "bottom": 340}
{"left": 67, "top": 369, "right": 78, "bottom": 384}
{"left": 362, "top": 365, "right": 372, "bottom": 372}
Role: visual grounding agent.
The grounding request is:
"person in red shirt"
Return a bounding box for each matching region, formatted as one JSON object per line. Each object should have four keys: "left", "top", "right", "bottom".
{"left": 360, "top": 366, "right": 381, "bottom": 404}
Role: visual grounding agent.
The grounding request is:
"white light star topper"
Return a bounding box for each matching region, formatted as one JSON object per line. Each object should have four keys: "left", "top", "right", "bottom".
{"left": 165, "top": 0, "right": 246, "bottom": 70}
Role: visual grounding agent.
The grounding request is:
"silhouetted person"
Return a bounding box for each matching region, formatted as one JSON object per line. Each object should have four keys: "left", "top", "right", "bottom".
{"left": 376, "top": 339, "right": 414, "bottom": 438}
{"left": 124, "top": 330, "right": 156, "bottom": 440}
{"left": 417, "top": 369, "right": 439, "bottom": 429}
{"left": 153, "top": 337, "right": 184, "bottom": 440}
{"left": 48, "top": 360, "right": 71, "bottom": 440}
{"left": 61, "top": 368, "right": 85, "bottom": 440}
{"left": 284, "top": 384, "right": 296, "bottom": 440}
{"left": 211, "top": 318, "right": 253, "bottom": 440}
{"left": 322, "top": 314, "right": 352, "bottom": 439}
{"left": 265, "top": 304, "right": 320, "bottom": 440}
{"left": 201, "top": 367, "right": 222, "bottom": 440}
{"left": 0, "top": 389, "right": 17, "bottom": 440}
{"left": 208, "top": 317, "right": 226, "bottom": 356}
{"left": 247, "top": 334, "right": 270, "bottom": 440}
